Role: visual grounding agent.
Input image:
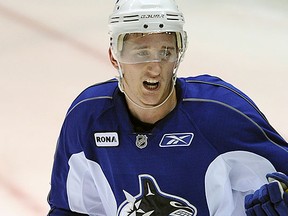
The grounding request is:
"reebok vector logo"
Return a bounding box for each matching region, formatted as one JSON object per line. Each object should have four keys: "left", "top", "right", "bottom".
{"left": 94, "top": 132, "right": 119, "bottom": 147}
{"left": 159, "top": 133, "right": 194, "bottom": 147}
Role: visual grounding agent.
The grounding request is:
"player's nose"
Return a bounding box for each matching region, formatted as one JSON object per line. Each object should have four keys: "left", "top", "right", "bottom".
{"left": 146, "top": 62, "right": 161, "bottom": 76}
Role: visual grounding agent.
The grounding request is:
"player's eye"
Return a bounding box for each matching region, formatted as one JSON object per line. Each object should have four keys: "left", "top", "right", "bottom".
{"left": 136, "top": 50, "right": 150, "bottom": 57}
{"left": 159, "top": 49, "right": 171, "bottom": 58}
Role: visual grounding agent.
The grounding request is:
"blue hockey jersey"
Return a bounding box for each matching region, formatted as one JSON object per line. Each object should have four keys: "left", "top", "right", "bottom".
{"left": 48, "top": 75, "right": 288, "bottom": 216}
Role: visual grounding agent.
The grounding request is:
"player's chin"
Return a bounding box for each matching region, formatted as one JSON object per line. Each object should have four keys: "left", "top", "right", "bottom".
{"left": 142, "top": 96, "right": 167, "bottom": 107}
{"left": 138, "top": 96, "right": 160, "bottom": 107}
{"left": 140, "top": 88, "right": 169, "bottom": 104}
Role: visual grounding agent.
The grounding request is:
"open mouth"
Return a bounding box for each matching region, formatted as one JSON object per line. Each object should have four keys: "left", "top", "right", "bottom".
{"left": 143, "top": 80, "right": 160, "bottom": 90}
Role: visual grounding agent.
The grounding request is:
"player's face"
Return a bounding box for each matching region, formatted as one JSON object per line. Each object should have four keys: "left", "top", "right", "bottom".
{"left": 119, "top": 33, "right": 177, "bottom": 107}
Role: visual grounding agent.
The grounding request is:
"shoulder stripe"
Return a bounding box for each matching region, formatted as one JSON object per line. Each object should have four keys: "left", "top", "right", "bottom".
{"left": 185, "top": 79, "right": 268, "bottom": 121}
{"left": 66, "top": 96, "right": 113, "bottom": 117}
{"left": 183, "top": 98, "right": 288, "bottom": 153}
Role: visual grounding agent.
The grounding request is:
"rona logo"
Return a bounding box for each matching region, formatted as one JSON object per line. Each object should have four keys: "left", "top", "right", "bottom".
{"left": 94, "top": 132, "right": 119, "bottom": 147}
{"left": 141, "top": 14, "right": 165, "bottom": 19}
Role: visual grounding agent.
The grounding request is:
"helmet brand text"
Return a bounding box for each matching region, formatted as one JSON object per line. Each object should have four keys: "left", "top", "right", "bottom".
{"left": 141, "top": 14, "right": 165, "bottom": 19}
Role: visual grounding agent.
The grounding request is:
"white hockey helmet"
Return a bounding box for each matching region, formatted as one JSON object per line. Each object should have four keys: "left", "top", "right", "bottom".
{"left": 108, "top": 0, "right": 187, "bottom": 63}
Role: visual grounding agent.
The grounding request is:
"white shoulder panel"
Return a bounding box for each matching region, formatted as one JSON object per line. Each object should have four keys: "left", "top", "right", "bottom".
{"left": 205, "top": 151, "right": 276, "bottom": 215}
{"left": 67, "top": 152, "right": 117, "bottom": 216}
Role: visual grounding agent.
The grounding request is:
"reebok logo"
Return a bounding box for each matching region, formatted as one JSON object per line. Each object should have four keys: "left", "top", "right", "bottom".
{"left": 159, "top": 133, "right": 194, "bottom": 147}
{"left": 94, "top": 132, "right": 119, "bottom": 147}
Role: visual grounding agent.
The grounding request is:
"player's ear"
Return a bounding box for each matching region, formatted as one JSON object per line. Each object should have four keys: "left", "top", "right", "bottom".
{"left": 109, "top": 48, "right": 119, "bottom": 69}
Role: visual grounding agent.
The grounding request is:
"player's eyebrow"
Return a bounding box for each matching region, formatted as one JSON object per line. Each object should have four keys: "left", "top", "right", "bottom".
{"left": 132, "top": 45, "right": 149, "bottom": 49}
{"left": 132, "top": 45, "right": 176, "bottom": 50}
{"left": 164, "top": 46, "right": 176, "bottom": 50}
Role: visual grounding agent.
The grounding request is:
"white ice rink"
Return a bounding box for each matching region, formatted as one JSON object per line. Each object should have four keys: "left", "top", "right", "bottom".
{"left": 0, "top": 0, "right": 287, "bottom": 215}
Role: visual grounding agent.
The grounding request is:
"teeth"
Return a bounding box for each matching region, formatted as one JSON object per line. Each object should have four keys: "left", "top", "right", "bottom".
{"left": 143, "top": 80, "right": 159, "bottom": 90}
{"left": 145, "top": 80, "right": 158, "bottom": 84}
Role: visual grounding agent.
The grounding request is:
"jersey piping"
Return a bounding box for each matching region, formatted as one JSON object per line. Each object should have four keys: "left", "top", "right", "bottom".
{"left": 183, "top": 98, "right": 288, "bottom": 153}
{"left": 185, "top": 79, "right": 268, "bottom": 122}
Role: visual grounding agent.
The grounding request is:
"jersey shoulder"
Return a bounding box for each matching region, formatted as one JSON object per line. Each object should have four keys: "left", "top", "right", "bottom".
{"left": 66, "top": 79, "right": 118, "bottom": 116}
{"left": 179, "top": 75, "right": 256, "bottom": 105}
{"left": 178, "top": 74, "right": 263, "bottom": 118}
{"left": 177, "top": 74, "right": 286, "bottom": 143}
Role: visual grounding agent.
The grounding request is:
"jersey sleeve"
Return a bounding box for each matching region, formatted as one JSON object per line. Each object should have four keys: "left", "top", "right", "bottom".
{"left": 47, "top": 112, "right": 88, "bottom": 215}
{"left": 182, "top": 75, "right": 288, "bottom": 172}
{"left": 181, "top": 75, "right": 288, "bottom": 215}
{"left": 47, "top": 80, "right": 119, "bottom": 215}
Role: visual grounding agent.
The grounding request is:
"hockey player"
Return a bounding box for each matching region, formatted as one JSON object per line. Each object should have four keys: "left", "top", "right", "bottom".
{"left": 47, "top": 0, "right": 288, "bottom": 215}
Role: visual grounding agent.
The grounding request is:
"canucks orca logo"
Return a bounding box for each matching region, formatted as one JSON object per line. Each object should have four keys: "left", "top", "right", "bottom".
{"left": 117, "top": 174, "right": 197, "bottom": 216}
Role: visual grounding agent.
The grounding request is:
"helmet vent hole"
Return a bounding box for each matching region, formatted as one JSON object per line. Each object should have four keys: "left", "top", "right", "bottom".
{"left": 143, "top": 24, "right": 149, "bottom": 29}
